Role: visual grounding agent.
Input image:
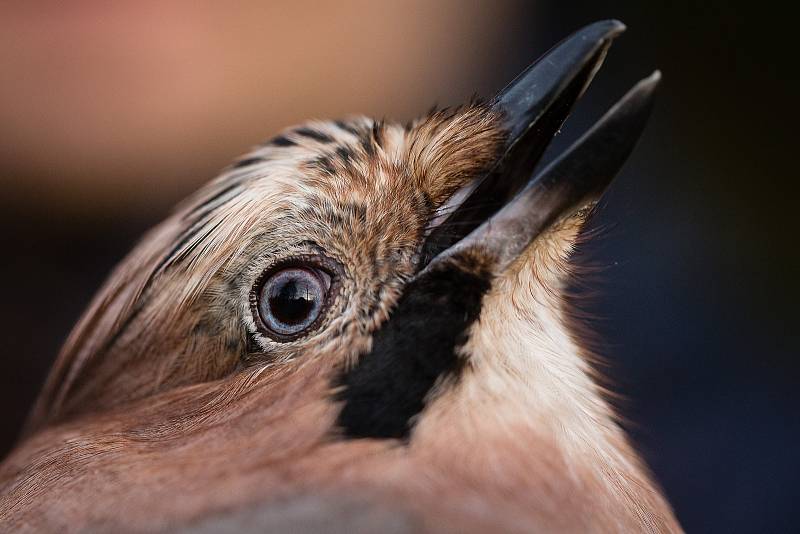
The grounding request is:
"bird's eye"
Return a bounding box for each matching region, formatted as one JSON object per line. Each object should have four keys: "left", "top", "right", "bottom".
{"left": 254, "top": 265, "right": 332, "bottom": 341}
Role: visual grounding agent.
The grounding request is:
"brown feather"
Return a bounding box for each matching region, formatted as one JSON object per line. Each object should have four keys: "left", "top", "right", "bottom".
{"left": 3, "top": 106, "right": 680, "bottom": 532}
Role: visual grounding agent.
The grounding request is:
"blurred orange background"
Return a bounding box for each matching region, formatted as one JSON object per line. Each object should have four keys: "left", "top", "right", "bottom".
{"left": 0, "top": 1, "right": 518, "bottom": 216}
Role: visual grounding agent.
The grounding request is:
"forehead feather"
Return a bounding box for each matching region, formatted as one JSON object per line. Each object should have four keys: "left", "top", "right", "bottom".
{"left": 168, "top": 104, "right": 503, "bottom": 270}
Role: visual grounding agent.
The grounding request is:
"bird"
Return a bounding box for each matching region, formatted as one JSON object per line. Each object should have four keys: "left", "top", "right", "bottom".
{"left": 0, "top": 20, "right": 681, "bottom": 533}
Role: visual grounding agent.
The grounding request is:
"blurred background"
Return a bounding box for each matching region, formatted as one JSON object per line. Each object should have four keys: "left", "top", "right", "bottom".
{"left": 0, "top": 1, "right": 795, "bottom": 531}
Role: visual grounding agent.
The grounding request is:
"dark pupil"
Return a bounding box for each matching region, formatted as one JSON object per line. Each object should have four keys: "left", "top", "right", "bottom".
{"left": 269, "top": 278, "right": 316, "bottom": 326}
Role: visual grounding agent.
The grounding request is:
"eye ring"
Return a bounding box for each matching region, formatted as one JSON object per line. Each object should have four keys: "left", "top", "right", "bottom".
{"left": 250, "top": 255, "right": 340, "bottom": 343}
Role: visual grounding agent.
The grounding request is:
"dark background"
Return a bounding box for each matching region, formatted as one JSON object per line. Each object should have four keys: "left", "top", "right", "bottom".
{"left": 1, "top": 2, "right": 796, "bottom": 532}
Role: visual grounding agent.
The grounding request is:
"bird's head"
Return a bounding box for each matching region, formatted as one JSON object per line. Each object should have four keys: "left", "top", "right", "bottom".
{"left": 13, "top": 20, "right": 678, "bottom": 532}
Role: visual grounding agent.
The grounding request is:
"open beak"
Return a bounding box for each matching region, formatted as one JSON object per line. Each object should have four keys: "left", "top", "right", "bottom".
{"left": 420, "top": 19, "right": 660, "bottom": 276}
{"left": 336, "top": 21, "right": 660, "bottom": 440}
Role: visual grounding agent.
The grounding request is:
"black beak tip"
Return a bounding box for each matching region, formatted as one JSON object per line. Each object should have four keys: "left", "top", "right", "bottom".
{"left": 598, "top": 18, "right": 627, "bottom": 35}
{"left": 495, "top": 19, "right": 628, "bottom": 139}
{"left": 419, "top": 21, "right": 659, "bottom": 276}
{"left": 639, "top": 69, "right": 662, "bottom": 95}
